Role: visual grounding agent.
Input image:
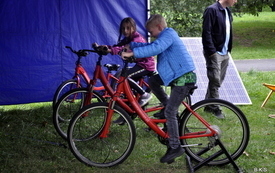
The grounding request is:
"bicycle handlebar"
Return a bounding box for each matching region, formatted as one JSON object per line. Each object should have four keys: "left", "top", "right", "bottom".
{"left": 65, "top": 45, "right": 108, "bottom": 57}
{"left": 65, "top": 44, "right": 134, "bottom": 63}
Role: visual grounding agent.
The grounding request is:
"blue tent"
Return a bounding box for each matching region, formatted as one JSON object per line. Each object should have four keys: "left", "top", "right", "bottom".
{"left": 0, "top": 0, "right": 149, "bottom": 105}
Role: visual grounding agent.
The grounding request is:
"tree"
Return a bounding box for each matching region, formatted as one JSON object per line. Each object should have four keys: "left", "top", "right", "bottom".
{"left": 233, "top": 0, "right": 275, "bottom": 14}
{"left": 150, "top": 0, "right": 213, "bottom": 37}
{"left": 150, "top": 0, "right": 274, "bottom": 37}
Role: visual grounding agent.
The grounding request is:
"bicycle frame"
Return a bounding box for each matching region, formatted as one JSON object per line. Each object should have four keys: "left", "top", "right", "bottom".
{"left": 67, "top": 56, "right": 248, "bottom": 172}
{"left": 67, "top": 46, "right": 118, "bottom": 93}
{"left": 72, "top": 58, "right": 114, "bottom": 91}
{"left": 98, "top": 62, "right": 217, "bottom": 140}
{"left": 74, "top": 64, "right": 90, "bottom": 88}
{"left": 83, "top": 52, "right": 152, "bottom": 109}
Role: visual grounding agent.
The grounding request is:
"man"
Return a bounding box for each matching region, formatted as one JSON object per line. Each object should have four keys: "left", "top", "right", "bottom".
{"left": 202, "top": 0, "right": 237, "bottom": 118}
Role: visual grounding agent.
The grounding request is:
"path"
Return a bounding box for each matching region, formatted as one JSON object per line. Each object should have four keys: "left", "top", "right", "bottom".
{"left": 233, "top": 59, "right": 275, "bottom": 72}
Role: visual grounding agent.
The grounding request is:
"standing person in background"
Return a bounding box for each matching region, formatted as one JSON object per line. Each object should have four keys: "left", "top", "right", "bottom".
{"left": 121, "top": 14, "right": 196, "bottom": 164}
{"left": 202, "top": 0, "right": 237, "bottom": 118}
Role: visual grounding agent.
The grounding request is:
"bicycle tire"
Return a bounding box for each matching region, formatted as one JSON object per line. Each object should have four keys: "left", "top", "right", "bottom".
{"left": 67, "top": 102, "right": 136, "bottom": 167}
{"left": 185, "top": 95, "right": 191, "bottom": 105}
{"left": 53, "top": 88, "right": 104, "bottom": 140}
{"left": 52, "top": 79, "right": 81, "bottom": 108}
{"left": 179, "top": 98, "right": 249, "bottom": 166}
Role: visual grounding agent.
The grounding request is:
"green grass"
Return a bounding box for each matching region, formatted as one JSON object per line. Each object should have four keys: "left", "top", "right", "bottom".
{"left": 232, "top": 12, "right": 275, "bottom": 60}
{"left": 1, "top": 71, "right": 275, "bottom": 173}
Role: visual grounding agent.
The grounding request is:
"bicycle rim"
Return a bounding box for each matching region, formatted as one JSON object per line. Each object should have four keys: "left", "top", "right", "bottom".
{"left": 52, "top": 79, "right": 80, "bottom": 108}
{"left": 179, "top": 99, "right": 250, "bottom": 166}
{"left": 53, "top": 88, "right": 104, "bottom": 140}
{"left": 68, "top": 102, "right": 136, "bottom": 167}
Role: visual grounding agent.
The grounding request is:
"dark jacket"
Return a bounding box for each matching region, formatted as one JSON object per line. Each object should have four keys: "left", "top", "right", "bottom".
{"left": 202, "top": 1, "right": 233, "bottom": 56}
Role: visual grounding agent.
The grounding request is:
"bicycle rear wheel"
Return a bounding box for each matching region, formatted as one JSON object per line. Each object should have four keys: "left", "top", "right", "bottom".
{"left": 179, "top": 99, "right": 249, "bottom": 166}
{"left": 67, "top": 102, "right": 136, "bottom": 167}
{"left": 53, "top": 88, "right": 104, "bottom": 140}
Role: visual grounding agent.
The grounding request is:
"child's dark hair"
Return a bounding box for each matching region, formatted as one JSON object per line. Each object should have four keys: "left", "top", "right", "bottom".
{"left": 117, "top": 17, "right": 137, "bottom": 45}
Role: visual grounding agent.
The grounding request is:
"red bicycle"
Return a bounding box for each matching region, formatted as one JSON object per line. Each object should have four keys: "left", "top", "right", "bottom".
{"left": 53, "top": 45, "right": 176, "bottom": 140}
{"left": 67, "top": 58, "right": 249, "bottom": 172}
{"left": 52, "top": 46, "right": 120, "bottom": 108}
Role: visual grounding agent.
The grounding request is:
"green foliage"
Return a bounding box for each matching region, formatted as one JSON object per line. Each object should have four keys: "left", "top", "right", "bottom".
{"left": 234, "top": 0, "right": 275, "bottom": 15}
{"left": 150, "top": 0, "right": 214, "bottom": 37}
{"left": 150, "top": 0, "right": 274, "bottom": 37}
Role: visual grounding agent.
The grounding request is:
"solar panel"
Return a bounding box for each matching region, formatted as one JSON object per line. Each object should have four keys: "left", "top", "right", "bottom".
{"left": 181, "top": 37, "right": 252, "bottom": 105}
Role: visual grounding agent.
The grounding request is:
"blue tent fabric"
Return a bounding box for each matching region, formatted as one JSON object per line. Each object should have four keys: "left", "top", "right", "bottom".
{"left": 0, "top": 0, "right": 148, "bottom": 105}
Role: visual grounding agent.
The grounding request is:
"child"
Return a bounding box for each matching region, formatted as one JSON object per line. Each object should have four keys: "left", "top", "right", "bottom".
{"left": 102, "top": 17, "right": 156, "bottom": 124}
{"left": 121, "top": 14, "right": 196, "bottom": 164}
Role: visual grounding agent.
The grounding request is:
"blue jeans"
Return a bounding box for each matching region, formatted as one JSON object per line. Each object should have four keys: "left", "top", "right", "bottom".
{"left": 149, "top": 74, "right": 195, "bottom": 149}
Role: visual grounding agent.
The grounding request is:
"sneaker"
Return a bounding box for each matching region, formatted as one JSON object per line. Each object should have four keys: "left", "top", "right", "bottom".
{"left": 139, "top": 92, "right": 152, "bottom": 107}
{"left": 214, "top": 109, "right": 225, "bottom": 119}
{"left": 153, "top": 108, "right": 165, "bottom": 119}
{"left": 204, "top": 107, "right": 225, "bottom": 119}
{"left": 113, "top": 116, "right": 125, "bottom": 125}
{"left": 160, "top": 145, "right": 185, "bottom": 163}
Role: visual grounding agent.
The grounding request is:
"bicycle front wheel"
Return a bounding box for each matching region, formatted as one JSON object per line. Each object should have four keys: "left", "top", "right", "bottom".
{"left": 179, "top": 99, "right": 250, "bottom": 166}
{"left": 67, "top": 102, "right": 136, "bottom": 168}
{"left": 53, "top": 88, "right": 104, "bottom": 140}
{"left": 52, "top": 79, "right": 81, "bottom": 108}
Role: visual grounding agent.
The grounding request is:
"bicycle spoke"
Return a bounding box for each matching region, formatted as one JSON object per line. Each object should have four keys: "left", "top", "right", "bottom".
{"left": 180, "top": 99, "right": 249, "bottom": 166}
{"left": 68, "top": 103, "right": 136, "bottom": 167}
{"left": 53, "top": 89, "right": 104, "bottom": 140}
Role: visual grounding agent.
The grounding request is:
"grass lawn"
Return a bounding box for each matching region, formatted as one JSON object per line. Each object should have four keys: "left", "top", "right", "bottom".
{"left": 232, "top": 11, "right": 275, "bottom": 60}
{"left": 1, "top": 71, "right": 275, "bottom": 173}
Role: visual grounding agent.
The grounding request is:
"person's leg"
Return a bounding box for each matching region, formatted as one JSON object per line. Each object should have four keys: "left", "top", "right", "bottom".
{"left": 204, "top": 53, "right": 221, "bottom": 100}
{"left": 220, "top": 54, "right": 229, "bottom": 85}
{"left": 148, "top": 73, "right": 169, "bottom": 105}
{"left": 125, "top": 65, "right": 153, "bottom": 106}
{"left": 160, "top": 84, "right": 194, "bottom": 163}
{"left": 113, "top": 66, "right": 152, "bottom": 124}
{"left": 148, "top": 73, "right": 169, "bottom": 118}
{"left": 204, "top": 53, "right": 228, "bottom": 118}
{"left": 127, "top": 65, "right": 149, "bottom": 95}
